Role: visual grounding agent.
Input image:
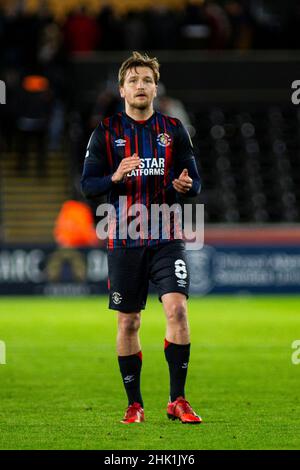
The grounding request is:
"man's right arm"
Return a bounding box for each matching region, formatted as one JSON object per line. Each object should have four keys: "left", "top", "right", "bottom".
{"left": 80, "top": 124, "right": 113, "bottom": 198}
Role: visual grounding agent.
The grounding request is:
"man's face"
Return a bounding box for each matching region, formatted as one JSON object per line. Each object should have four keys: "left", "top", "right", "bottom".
{"left": 120, "top": 66, "right": 157, "bottom": 111}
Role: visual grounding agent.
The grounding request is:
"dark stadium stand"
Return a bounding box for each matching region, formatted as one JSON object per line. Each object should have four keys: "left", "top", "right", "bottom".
{"left": 0, "top": 151, "right": 71, "bottom": 243}
{"left": 194, "top": 104, "right": 300, "bottom": 223}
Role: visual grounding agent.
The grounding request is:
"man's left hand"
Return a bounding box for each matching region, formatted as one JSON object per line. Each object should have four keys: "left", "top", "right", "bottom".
{"left": 172, "top": 169, "right": 193, "bottom": 194}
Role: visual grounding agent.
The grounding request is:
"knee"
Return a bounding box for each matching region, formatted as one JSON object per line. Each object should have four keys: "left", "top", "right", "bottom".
{"left": 118, "top": 313, "right": 141, "bottom": 335}
{"left": 166, "top": 302, "right": 187, "bottom": 325}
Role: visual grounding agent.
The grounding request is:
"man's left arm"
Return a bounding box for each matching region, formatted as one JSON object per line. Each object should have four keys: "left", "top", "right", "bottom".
{"left": 173, "top": 122, "right": 201, "bottom": 196}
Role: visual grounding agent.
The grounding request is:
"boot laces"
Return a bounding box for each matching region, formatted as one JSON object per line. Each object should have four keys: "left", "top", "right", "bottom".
{"left": 175, "top": 398, "right": 194, "bottom": 415}
{"left": 124, "top": 403, "right": 142, "bottom": 419}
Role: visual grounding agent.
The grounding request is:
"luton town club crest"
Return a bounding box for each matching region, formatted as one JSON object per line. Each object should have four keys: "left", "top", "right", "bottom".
{"left": 157, "top": 133, "right": 171, "bottom": 147}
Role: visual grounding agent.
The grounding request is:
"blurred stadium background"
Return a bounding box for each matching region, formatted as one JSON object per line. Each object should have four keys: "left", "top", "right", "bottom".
{"left": 1, "top": 0, "right": 300, "bottom": 451}
{"left": 1, "top": 0, "right": 300, "bottom": 295}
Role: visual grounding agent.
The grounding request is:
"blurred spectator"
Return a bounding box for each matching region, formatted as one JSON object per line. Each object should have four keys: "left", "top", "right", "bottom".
{"left": 123, "top": 10, "right": 146, "bottom": 51}
{"left": 89, "top": 80, "right": 123, "bottom": 130}
{"left": 38, "top": 22, "right": 68, "bottom": 150}
{"left": 286, "top": 0, "right": 300, "bottom": 49}
{"left": 38, "top": 22, "right": 65, "bottom": 66}
{"left": 224, "top": 1, "right": 253, "bottom": 49}
{"left": 63, "top": 6, "right": 99, "bottom": 54}
{"left": 2, "top": 3, "right": 52, "bottom": 70}
{"left": 96, "top": 5, "right": 123, "bottom": 51}
{"left": 54, "top": 200, "right": 99, "bottom": 248}
{"left": 1, "top": 0, "right": 300, "bottom": 61}
{"left": 2, "top": 3, "right": 28, "bottom": 68}
{"left": 155, "top": 83, "right": 194, "bottom": 136}
{"left": 0, "top": 67, "right": 20, "bottom": 151}
{"left": 15, "top": 74, "right": 53, "bottom": 175}
{"left": 68, "top": 110, "right": 85, "bottom": 198}
{"left": 145, "top": 6, "right": 179, "bottom": 50}
{"left": 180, "top": 0, "right": 210, "bottom": 49}
{"left": 0, "top": 4, "right": 5, "bottom": 65}
{"left": 204, "top": 0, "right": 231, "bottom": 49}
{"left": 248, "top": 0, "right": 283, "bottom": 49}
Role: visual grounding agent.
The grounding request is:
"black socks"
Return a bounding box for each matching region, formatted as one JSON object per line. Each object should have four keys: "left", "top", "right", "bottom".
{"left": 118, "top": 342, "right": 190, "bottom": 408}
{"left": 164, "top": 339, "right": 190, "bottom": 402}
{"left": 118, "top": 351, "right": 143, "bottom": 408}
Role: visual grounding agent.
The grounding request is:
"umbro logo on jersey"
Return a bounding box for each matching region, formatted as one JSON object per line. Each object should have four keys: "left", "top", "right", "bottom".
{"left": 115, "top": 138, "right": 126, "bottom": 147}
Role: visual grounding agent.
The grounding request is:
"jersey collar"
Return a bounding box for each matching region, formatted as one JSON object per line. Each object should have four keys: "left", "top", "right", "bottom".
{"left": 122, "top": 111, "right": 157, "bottom": 127}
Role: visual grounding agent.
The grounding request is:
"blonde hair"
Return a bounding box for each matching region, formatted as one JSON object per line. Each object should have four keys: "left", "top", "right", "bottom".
{"left": 118, "top": 51, "right": 160, "bottom": 86}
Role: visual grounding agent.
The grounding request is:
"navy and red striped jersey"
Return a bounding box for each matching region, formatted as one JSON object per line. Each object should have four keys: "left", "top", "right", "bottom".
{"left": 81, "top": 111, "right": 201, "bottom": 249}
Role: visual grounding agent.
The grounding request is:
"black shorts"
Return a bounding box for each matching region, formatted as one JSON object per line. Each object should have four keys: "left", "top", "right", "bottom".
{"left": 107, "top": 240, "right": 190, "bottom": 313}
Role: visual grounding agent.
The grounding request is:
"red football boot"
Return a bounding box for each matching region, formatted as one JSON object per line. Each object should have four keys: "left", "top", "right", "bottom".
{"left": 121, "top": 402, "right": 145, "bottom": 424}
{"left": 167, "top": 396, "right": 202, "bottom": 424}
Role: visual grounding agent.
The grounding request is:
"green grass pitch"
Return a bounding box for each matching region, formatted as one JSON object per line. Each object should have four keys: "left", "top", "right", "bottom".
{"left": 0, "top": 295, "right": 300, "bottom": 450}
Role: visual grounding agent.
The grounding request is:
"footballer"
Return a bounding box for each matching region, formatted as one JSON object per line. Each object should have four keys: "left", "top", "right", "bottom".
{"left": 81, "top": 52, "right": 202, "bottom": 424}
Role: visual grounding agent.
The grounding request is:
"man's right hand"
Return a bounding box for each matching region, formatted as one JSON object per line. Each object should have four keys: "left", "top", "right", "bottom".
{"left": 111, "top": 153, "right": 141, "bottom": 183}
